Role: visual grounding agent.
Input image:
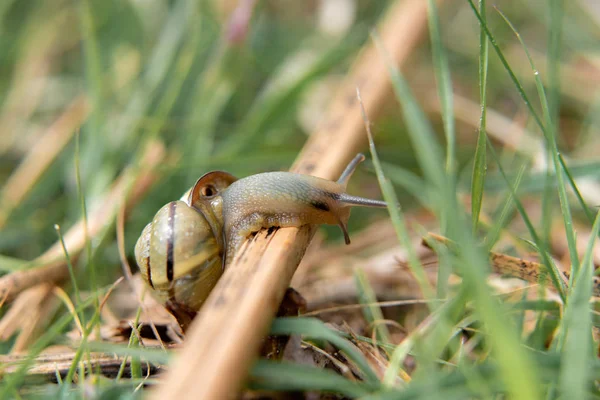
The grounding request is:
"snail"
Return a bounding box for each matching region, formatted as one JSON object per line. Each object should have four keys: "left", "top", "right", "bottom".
{"left": 134, "top": 153, "right": 386, "bottom": 321}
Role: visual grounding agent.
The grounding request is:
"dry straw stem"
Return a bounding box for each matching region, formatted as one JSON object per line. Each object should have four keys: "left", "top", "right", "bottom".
{"left": 0, "top": 141, "right": 166, "bottom": 304}
{"left": 151, "top": 1, "right": 438, "bottom": 399}
{"left": 0, "top": 96, "right": 90, "bottom": 229}
{"left": 423, "top": 232, "right": 600, "bottom": 297}
{"left": 0, "top": 350, "right": 162, "bottom": 382}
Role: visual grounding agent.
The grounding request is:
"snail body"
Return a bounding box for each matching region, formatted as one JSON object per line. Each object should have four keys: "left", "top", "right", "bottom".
{"left": 215, "top": 168, "right": 387, "bottom": 265}
{"left": 135, "top": 153, "right": 386, "bottom": 317}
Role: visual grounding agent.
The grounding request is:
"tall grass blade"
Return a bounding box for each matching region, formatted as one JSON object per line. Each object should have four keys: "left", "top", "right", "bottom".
{"left": 426, "top": 0, "right": 455, "bottom": 299}
{"left": 495, "top": 7, "right": 579, "bottom": 278}
{"left": 471, "top": 0, "right": 489, "bottom": 236}
{"left": 357, "top": 87, "right": 435, "bottom": 301}
{"left": 373, "top": 30, "right": 543, "bottom": 400}
{"left": 559, "top": 210, "right": 600, "bottom": 398}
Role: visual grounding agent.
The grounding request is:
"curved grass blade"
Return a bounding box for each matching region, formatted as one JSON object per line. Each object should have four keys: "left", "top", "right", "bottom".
{"left": 270, "top": 317, "right": 380, "bottom": 385}
{"left": 250, "top": 360, "right": 374, "bottom": 398}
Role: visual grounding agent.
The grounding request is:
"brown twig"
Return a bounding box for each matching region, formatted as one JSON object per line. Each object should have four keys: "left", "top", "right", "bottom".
{"left": 0, "top": 351, "right": 164, "bottom": 383}
{"left": 422, "top": 232, "right": 600, "bottom": 297}
{"left": 151, "top": 1, "right": 437, "bottom": 398}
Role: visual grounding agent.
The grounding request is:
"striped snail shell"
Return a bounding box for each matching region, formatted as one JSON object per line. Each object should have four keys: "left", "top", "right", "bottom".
{"left": 134, "top": 171, "right": 236, "bottom": 316}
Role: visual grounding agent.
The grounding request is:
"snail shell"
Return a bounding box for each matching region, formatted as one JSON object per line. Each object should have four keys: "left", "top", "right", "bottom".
{"left": 134, "top": 172, "right": 236, "bottom": 313}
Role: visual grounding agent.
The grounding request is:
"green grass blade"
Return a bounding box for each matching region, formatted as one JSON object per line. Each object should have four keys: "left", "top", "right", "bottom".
{"left": 373, "top": 29, "right": 543, "bottom": 400}
{"left": 547, "top": 0, "right": 563, "bottom": 128}
{"left": 465, "top": 0, "right": 544, "bottom": 132}
{"left": 559, "top": 210, "right": 600, "bottom": 398}
{"left": 357, "top": 87, "right": 435, "bottom": 301}
{"left": 426, "top": 0, "right": 455, "bottom": 299}
{"left": 354, "top": 268, "right": 391, "bottom": 346}
{"left": 250, "top": 360, "right": 373, "bottom": 397}
{"left": 471, "top": 132, "right": 487, "bottom": 235}
{"left": 495, "top": 6, "right": 580, "bottom": 279}
{"left": 270, "top": 317, "right": 380, "bottom": 385}
{"left": 471, "top": 0, "right": 488, "bottom": 235}
{"left": 75, "top": 131, "right": 96, "bottom": 310}
{"left": 426, "top": 0, "right": 455, "bottom": 178}
{"left": 371, "top": 33, "right": 444, "bottom": 192}
{"left": 559, "top": 154, "right": 595, "bottom": 223}
{"left": 482, "top": 159, "right": 600, "bottom": 193}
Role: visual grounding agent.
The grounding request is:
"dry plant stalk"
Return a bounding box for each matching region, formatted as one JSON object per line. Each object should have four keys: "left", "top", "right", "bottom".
{"left": 0, "top": 141, "right": 166, "bottom": 305}
{"left": 0, "top": 97, "right": 90, "bottom": 229}
{"left": 423, "top": 232, "right": 600, "bottom": 297}
{"left": 151, "top": 0, "right": 438, "bottom": 398}
{"left": 0, "top": 351, "right": 162, "bottom": 382}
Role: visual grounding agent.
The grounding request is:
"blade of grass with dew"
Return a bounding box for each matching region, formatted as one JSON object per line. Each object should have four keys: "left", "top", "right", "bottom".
{"left": 465, "top": 1, "right": 544, "bottom": 131}
{"left": 357, "top": 87, "right": 435, "bottom": 302}
{"left": 270, "top": 317, "right": 380, "bottom": 385}
{"left": 250, "top": 360, "right": 374, "bottom": 398}
{"left": 465, "top": 2, "right": 593, "bottom": 223}
{"left": 486, "top": 137, "right": 566, "bottom": 299}
{"left": 495, "top": 6, "right": 580, "bottom": 280}
{"left": 559, "top": 210, "right": 600, "bottom": 398}
{"left": 426, "top": 0, "right": 455, "bottom": 300}
{"left": 354, "top": 268, "right": 391, "bottom": 346}
{"left": 547, "top": 0, "right": 562, "bottom": 129}
{"left": 467, "top": 2, "right": 582, "bottom": 291}
{"left": 540, "top": 0, "right": 563, "bottom": 275}
{"left": 373, "top": 30, "right": 543, "bottom": 400}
